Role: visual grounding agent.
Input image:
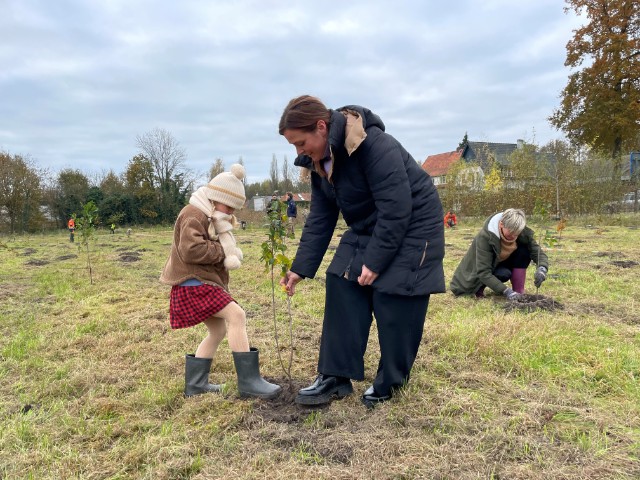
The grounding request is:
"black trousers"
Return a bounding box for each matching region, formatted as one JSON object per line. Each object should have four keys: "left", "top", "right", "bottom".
{"left": 317, "top": 273, "right": 430, "bottom": 396}
{"left": 494, "top": 243, "right": 531, "bottom": 281}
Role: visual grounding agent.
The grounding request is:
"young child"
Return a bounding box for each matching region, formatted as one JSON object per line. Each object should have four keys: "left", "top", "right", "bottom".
{"left": 160, "top": 164, "right": 281, "bottom": 399}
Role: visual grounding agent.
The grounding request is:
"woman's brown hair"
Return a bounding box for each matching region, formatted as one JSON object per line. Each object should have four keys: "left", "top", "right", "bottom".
{"left": 278, "top": 95, "right": 331, "bottom": 135}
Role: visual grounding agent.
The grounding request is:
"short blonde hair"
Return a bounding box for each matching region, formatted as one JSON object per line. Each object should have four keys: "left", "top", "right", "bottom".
{"left": 501, "top": 208, "right": 526, "bottom": 234}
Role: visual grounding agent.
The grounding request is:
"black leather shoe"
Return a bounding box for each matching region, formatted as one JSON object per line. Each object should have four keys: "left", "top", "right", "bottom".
{"left": 295, "top": 374, "right": 353, "bottom": 406}
{"left": 361, "top": 385, "right": 391, "bottom": 409}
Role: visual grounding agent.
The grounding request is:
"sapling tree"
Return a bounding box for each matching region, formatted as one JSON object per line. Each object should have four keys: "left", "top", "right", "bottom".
{"left": 532, "top": 200, "right": 558, "bottom": 295}
{"left": 74, "top": 201, "right": 98, "bottom": 284}
{"left": 260, "top": 200, "right": 294, "bottom": 383}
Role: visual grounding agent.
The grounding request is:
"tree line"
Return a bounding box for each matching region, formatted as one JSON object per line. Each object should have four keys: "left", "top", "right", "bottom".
{"left": 0, "top": 128, "right": 309, "bottom": 234}
{"left": 439, "top": 138, "right": 639, "bottom": 218}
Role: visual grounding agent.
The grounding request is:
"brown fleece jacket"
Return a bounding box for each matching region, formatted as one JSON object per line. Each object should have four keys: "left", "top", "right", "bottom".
{"left": 159, "top": 204, "right": 229, "bottom": 290}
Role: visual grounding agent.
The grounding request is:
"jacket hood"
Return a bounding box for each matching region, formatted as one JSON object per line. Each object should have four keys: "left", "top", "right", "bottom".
{"left": 293, "top": 105, "right": 385, "bottom": 170}
{"left": 337, "top": 105, "right": 385, "bottom": 132}
{"left": 487, "top": 212, "right": 502, "bottom": 238}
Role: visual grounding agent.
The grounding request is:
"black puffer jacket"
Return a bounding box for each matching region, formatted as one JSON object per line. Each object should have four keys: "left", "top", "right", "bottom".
{"left": 291, "top": 106, "right": 445, "bottom": 296}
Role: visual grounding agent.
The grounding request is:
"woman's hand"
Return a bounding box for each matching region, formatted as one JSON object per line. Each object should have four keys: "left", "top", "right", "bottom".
{"left": 357, "top": 265, "right": 379, "bottom": 286}
{"left": 280, "top": 270, "right": 303, "bottom": 296}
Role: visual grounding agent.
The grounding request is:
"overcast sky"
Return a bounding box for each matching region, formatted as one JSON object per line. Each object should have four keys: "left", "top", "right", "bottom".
{"left": 1, "top": 0, "right": 583, "bottom": 185}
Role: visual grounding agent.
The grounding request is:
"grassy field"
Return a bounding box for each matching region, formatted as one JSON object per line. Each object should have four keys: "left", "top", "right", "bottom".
{"left": 1, "top": 214, "right": 639, "bottom": 479}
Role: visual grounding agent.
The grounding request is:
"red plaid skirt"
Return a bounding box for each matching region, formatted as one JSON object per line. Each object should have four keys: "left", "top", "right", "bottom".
{"left": 169, "top": 284, "right": 234, "bottom": 329}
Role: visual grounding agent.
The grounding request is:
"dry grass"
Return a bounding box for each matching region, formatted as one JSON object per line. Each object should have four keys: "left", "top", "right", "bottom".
{"left": 1, "top": 216, "right": 639, "bottom": 479}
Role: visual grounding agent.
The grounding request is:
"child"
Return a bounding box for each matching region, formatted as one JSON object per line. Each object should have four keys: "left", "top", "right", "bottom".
{"left": 160, "top": 164, "right": 281, "bottom": 399}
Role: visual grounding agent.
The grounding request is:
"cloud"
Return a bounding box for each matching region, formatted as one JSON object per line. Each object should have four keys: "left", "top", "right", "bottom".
{"left": 0, "top": 0, "right": 581, "bottom": 183}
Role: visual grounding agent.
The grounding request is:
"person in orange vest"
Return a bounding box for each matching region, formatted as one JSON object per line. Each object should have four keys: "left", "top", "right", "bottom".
{"left": 67, "top": 218, "right": 75, "bottom": 242}
{"left": 444, "top": 211, "right": 457, "bottom": 228}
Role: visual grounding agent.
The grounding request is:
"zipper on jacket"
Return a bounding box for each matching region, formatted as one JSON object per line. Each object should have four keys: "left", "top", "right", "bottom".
{"left": 413, "top": 241, "right": 429, "bottom": 287}
{"left": 343, "top": 240, "right": 358, "bottom": 280}
{"left": 419, "top": 241, "right": 429, "bottom": 267}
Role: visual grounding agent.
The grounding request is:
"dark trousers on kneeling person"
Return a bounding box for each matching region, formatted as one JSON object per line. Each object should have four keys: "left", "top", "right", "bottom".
{"left": 493, "top": 243, "right": 532, "bottom": 282}
{"left": 318, "top": 273, "right": 430, "bottom": 397}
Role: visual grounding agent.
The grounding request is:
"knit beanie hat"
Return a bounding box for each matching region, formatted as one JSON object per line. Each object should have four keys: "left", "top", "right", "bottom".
{"left": 205, "top": 164, "right": 246, "bottom": 210}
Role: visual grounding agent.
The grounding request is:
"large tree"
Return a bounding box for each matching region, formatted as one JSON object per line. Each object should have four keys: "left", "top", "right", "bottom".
{"left": 125, "top": 154, "right": 157, "bottom": 223}
{"left": 135, "top": 128, "right": 191, "bottom": 222}
{"left": 269, "top": 154, "right": 279, "bottom": 193}
{"left": 0, "top": 152, "right": 43, "bottom": 233}
{"left": 550, "top": 0, "right": 640, "bottom": 158}
{"left": 54, "top": 169, "right": 90, "bottom": 225}
{"left": 208, "top": 158, "right": 225, "bottom": 180}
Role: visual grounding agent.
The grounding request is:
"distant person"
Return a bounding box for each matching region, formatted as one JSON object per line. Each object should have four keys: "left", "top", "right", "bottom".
{"left": 278, "top": 95, "right": 445, "bottom": 408}
{"left": 266, "top": 193, "right": 281, "bottom": 215}
{"left": 444, "top": 211, "right": 457, "bottom": 228}
{"left": 68, "top": 218, "right": 75, "bottom": 243}
{"left": 450, "top": 208, "right": 549, "bottom": 300}
{"left": 285, "top": 192, "right": 297, "bottom": 236}
{"left": 160, "top": 164, "right": 281, "bottom": 399}
{"left": 110, "top": 223, "right": 116, "bottom": 234}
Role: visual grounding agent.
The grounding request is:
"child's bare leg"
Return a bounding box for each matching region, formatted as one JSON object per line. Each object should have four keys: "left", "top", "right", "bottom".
{"left": 195, "top": 317, "right": 226, "bottom": 359}
{"left": 214, "top": 302, "right": 250, "bottom": 352}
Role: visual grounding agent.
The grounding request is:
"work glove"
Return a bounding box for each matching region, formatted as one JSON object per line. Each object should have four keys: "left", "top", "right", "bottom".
{"left": 503, "top": 287, "right": 521, "bottom": 301}
{"left": 534, "top": 266, "right": 548, "bottom": 288}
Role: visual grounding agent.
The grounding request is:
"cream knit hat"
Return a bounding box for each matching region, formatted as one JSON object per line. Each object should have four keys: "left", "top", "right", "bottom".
{"left": 206, "top": 164, "right": 246, "bottom": 210}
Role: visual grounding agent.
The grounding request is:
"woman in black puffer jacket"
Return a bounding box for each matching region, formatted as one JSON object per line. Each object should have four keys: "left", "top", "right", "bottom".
{"left": 278, "top": 95, "right": 445, "bottom": 408}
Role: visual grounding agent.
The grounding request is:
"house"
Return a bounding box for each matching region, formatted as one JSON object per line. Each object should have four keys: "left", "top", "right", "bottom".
{"left": 421, "top": 150, "right": 462, "bottom": 187}
{"left": 461, "top": 140, "right": 523, "bottom": 171}
{"left": 422, "top": 139, "right": 526, "bottom": 189}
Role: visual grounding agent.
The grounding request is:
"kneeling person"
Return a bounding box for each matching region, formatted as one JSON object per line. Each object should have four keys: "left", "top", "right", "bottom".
{"left": 450, "top": 208, "right": 548, "bottom": 300}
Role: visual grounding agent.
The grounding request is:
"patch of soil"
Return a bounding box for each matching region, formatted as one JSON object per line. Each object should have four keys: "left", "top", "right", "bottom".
{"left": 20, "top": 248, "right": 37, "bottom": 256}
{"left": 245, "top": 378, "right": 327, "bottom": 424}
{"left": 25, "top": 259, "right": 49, "bottom": 266}
{"left": 610, "top": 260, "right": 638, "bottom": 268}
{"left": 0, "top": 284, "right": 28, "bottom": 301}
{"left": 594, "top": 251, "right": 625, "bottom": 258}
{"left": 56, "top": 254, "right": 78, "bottom": 261}
{"left": 118, "top": 251, "right": 142, "bottom": 263}
{"left": 504, "top": 294, "right": 564, "bottom": 313}
{"left": 573, "top": 239, "right": 586, "bottom": 243}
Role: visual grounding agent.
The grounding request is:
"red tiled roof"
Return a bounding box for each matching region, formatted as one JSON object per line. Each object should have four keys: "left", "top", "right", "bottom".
{"left": 421, "top": 150, "right": 462, "bottom": 176}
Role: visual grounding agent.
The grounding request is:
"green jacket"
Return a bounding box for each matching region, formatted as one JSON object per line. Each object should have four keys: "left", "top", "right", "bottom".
{"left": 450, "top": 213, "right": 549, "bottom": 295}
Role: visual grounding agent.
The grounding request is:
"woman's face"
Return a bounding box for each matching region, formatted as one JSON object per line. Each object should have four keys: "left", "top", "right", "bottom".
{"left": 282, "top": 120, "right": 328, "bottom": 162}
{"left": 499, "top": 221, "right": 519, "bottom": 242}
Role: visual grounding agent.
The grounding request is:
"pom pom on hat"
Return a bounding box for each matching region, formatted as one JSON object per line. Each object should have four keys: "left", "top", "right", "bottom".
{"left": 206, "top": 164, "right": 246, "bottom": 210}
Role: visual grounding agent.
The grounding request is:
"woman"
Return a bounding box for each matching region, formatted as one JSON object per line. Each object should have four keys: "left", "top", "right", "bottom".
{"left": 278, "top": 95, "right": 445, "bottom": 408}
{"left": 450, "top": 208, "right": 549, "bottom": 299}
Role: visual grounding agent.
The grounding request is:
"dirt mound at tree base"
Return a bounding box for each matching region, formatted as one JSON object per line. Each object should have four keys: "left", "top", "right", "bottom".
{"left": 504, "top": 294, "right": 564, "bottom": 313}
{"left": 245, "top": 378, "right": 322, "bottom": 425}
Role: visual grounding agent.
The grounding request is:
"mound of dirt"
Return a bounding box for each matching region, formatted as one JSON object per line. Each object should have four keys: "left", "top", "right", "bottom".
{"left": 25, "top": 259, "right": 49, "bottom": 266}
{"left": 504, "top": 294, "right": 563, "bottom": 313}
{"left": 245, "top": 378, "right": 328, "bottom": 425}
{"left": 594, "top": 251, "right": 625, "bottom": 258}
{"left": 56, "top": 254, "right": 78, "bottom": 261}
{"left": 118, "top": 251, "right": 142, "bottom": 262}
{"left": 610, "top": 260, "right": 638, "bottom": 268}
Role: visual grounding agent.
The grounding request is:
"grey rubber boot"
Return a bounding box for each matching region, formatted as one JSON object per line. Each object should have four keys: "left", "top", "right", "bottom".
{"left": 184, "top": 354, "right": 224, "bottom": 397}
{"left": 232, "top": 348, "right": 282, "bottom": 399}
